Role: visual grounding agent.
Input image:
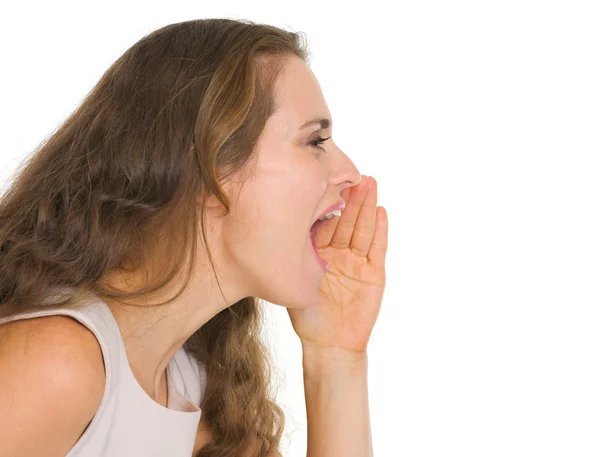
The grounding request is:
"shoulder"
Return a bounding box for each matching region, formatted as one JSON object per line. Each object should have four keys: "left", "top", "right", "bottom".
{"left": 0, "top": 314, "right": 106, "bottom": 457}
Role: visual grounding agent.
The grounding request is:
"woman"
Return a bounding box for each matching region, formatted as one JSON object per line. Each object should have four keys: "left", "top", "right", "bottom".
{"left": 0, "top": 18, "right": 388, "bottom": 457}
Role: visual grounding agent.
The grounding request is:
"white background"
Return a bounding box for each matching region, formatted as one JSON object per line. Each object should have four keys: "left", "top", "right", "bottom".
{"left": 1, "top": 1, "right": 599, "bottom": 456}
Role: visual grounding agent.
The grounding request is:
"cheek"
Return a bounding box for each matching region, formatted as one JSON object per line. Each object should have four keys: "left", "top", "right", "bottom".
{"left": 226, "top": 203, "right": 310, "bottom": 268}
{"left": 222, "top": 163, "right": 325, "bottom": 261}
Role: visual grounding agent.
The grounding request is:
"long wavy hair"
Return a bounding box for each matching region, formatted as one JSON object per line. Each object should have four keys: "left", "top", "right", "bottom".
{"left": 0, "top": 18, "right": 311, "bottom": 457}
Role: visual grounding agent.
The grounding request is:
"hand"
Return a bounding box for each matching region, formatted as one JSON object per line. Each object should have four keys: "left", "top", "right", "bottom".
{"left": 287, "top": 175, "right": 388, "bottom": 354}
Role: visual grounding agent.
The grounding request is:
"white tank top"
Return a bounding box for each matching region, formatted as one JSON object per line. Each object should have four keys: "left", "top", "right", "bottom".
{"left": 0, "top": 288, "right": 206, "bottom": 456}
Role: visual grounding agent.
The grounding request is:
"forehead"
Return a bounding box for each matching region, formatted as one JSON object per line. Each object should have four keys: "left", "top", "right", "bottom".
{"left": 271, "top": 56, "right": 330, "bottom": 129}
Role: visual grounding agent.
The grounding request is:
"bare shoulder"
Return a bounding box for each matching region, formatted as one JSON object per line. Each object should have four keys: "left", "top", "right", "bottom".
{"left": 0, "top": 314, "right": 106, "bottom": 457}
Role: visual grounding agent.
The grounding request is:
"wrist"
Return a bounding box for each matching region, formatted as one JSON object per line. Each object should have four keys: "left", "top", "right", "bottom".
{"left": 301, "top": 345, "right": 368, "bottom": 377}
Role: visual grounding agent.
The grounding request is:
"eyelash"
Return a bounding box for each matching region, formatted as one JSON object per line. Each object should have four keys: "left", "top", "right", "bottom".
{"left": 309, "top": 136, "right": 331, "bottom": 153}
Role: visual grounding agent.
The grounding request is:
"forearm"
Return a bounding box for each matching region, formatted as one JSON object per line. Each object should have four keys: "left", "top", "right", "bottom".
{"left": 302, "top": 346, "right": 373, "bottom": 457}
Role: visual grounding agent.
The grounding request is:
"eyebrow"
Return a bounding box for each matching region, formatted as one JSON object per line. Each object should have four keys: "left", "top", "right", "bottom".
{"left": 299, "top": 117, "right": 332, "bottom": 131}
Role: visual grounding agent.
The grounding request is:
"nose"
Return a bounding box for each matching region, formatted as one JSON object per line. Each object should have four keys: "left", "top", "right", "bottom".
{"left": 329, "top": 144, "right": 362, "bottom": 194}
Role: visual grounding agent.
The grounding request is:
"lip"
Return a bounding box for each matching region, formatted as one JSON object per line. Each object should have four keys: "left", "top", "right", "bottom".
{"left": 314, "top": 199, "right": 346, "bottom": 223}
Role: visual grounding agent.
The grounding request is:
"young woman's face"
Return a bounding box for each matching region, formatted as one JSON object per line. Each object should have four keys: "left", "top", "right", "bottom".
{"left": 209, "top": 55, "right": 361, "bottom": 309}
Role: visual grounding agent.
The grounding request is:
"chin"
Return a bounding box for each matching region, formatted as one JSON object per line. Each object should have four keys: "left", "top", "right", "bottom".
{"left": 262, "top": 281, "right": 320, "bottom": 310}
{"left": 257, "top": 249, "right": 323, "bottom": 308}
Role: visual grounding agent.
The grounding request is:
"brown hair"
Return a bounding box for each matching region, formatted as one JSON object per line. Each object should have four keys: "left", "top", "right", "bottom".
{"left": 0, "top": 18, "right": 310, "bottom": 456}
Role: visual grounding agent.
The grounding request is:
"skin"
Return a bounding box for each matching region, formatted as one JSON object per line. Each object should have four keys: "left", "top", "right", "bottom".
{"left": 102, "top": 54, "right": 364, "bottom": 401}
{"left": 102, "top": 54, "right": 389, "bottom": 456}
{"left": 0, "top": 53, "right": 388, "bottom": 457}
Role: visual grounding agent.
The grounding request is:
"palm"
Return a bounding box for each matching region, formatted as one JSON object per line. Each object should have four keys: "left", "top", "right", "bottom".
{"left": 287, "top": 176, "right": 388, "bottom": 353}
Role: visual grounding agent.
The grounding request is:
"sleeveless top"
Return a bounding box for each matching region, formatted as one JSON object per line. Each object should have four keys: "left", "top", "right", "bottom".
{"left": 0, "top": 287, "right": 206, "bottom": 456}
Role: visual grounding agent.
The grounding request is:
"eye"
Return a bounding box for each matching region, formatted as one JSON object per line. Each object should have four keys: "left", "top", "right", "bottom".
{"left": 308, "top": 136, "right": 331, "bottom": 153}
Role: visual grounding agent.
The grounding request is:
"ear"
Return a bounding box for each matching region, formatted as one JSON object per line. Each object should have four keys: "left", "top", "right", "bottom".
{"left": 202, "top": 192, "right": 224, "bottom": 210}
{"left": 200, "top": 174, "right": 243, "bottom": 213}
{"left": 197, "top": 187, "right": 232, "bottom": 221}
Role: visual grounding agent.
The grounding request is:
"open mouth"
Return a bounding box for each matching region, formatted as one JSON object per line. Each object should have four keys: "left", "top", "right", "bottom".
{"left": 309, "top": 218, "right": 329, "bottom": 271}
{"left": 310, "top": 217, "right": 327, "bottom": 245}
{"left": 307, "top": 199, "right": 345, "bottom": 272}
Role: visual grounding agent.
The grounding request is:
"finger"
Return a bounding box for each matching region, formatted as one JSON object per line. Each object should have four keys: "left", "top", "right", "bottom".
{"left": 368, "top": 206, "right": 388, "bottom": 268}
{"left": 349, "top": 177, "right": 378, "bottom": 257}
{"left": 329, "top": 175, "right": 371, "bottom": 249}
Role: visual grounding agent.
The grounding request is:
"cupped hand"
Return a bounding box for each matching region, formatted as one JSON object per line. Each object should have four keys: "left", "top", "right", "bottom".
{"left": 287, "top": 175, "right": 388, "bottom": 354}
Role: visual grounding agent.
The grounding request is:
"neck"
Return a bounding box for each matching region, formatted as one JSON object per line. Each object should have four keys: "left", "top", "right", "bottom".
{"left": 100, "top": 268, "right": 242, "bottom": 405}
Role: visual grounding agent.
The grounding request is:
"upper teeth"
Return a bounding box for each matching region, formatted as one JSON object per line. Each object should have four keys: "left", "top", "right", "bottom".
{"left": 319, "top": 209, "right": 342, "bottom": 221}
